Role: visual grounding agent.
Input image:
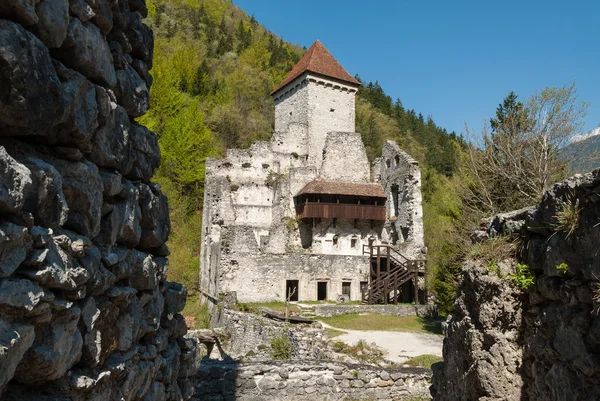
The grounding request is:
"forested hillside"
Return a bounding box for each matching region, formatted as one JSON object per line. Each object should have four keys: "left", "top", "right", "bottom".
{"left": 142, "top": 0, "right": 469, "bottom": 317}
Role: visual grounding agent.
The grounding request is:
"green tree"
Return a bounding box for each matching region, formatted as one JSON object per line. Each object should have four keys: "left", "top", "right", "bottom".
{"left": 191, "top": 60, "right": 211, "bottom": 97}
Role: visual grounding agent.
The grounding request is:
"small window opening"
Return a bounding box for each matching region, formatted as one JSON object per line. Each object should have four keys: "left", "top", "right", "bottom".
{"left": 289, "top": 112, "right": 292, "bottom": 116}
{"left": 351, "top": 237, "right": 358, "bottom": 248}
{"left": 330, "top": 108, "right": 335, "bottom": 112}
{"left": 395, "top": 155, "right": 400, "bottom": 165}
{"left": 386, "top": 159, "right": 391, "bottom": 168}
{"left": 333, "top": 235, "right": 339, "bottom": 246}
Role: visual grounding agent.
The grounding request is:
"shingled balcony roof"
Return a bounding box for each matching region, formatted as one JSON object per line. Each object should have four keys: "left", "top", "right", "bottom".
{"left": 295, "top": 179, "right": 385, "bottom": 198}
{"left": 271, "top": 40, "right": 361, "bottom": 95}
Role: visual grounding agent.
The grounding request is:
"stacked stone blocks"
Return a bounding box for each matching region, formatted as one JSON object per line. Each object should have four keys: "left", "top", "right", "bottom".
{"left": 0, "top": 1, "right": 197, "bottom": 399}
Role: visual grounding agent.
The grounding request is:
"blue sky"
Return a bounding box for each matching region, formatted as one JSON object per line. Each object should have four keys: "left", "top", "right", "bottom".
{"left": 234, "top": 0, "right": 599, "bottom": 137}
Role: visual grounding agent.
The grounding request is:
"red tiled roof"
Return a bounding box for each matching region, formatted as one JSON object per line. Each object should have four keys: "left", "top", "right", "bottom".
{"left": 295, "top": 179, "right": 385, "bottom": 198}
{"left": 271, "top": 40, "right": 361, "bottom": 95}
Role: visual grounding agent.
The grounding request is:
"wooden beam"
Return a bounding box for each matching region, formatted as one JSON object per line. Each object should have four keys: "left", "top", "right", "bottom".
{"left": 413, "top": 271, "right": 419, "bottom": 305}
{"left": 393, "top": 272, "right": 398, "bottom": 305}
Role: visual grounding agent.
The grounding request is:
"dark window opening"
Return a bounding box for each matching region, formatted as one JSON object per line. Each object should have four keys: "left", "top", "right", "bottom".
{"left": 391, "top": 184, "right": 399, "bottom": 217}
{"left": 351, "top": 237, "right": 357, "bottom": 248}
{"left": 317, "top": 282, "right": 328, "bottom": 301}
{"left": 395, "top": 155, "right": 400, "bottom": 165}
{"left": 342, "top": 282, "right": 351, "bottom": 297}
{"left": 386, "top": 159, "right": 391, "bottom": 168}
{"left": 286, "top": 280, "right": 299, "bottom": 301}
{"left": 333, "top": 235, "right": 339, "bottom": 246}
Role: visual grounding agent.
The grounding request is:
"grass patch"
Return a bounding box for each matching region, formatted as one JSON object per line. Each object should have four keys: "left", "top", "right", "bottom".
{"left": 468, "top": 236, "right": 517, "bottom": 263}
{"left": 243, "top": 302, "right": 301, "bottom": 314}
{"left": 181, "top": 293, "right": 211, "bottom": 330}
{"left": 318, "top": 314, "right": 443, "bottom": 335}
{"left": 403, "top": 354, "right": 443, "bottom": 368}
{"left": 324, "top": 328, "right": 348, "bottom": 338}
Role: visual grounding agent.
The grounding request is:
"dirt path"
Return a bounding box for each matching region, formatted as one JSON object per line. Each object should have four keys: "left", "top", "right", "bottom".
{"left": 320, "top": 322, "right": 443, "bottom": 363}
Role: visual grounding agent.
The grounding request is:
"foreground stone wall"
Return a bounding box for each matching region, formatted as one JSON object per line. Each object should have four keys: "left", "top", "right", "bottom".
{"left": 432, "top": 169, "right": 600, "bottom": 400}
{"left": 0, "top": 1, "right": 196, "bottom": 399}
{"left": 192, "top": 360, "right": 432, "bottom": 401}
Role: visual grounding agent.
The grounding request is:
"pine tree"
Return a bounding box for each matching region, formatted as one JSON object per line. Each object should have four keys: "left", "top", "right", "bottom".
{"left": 191, "top": 60, "right": 210, "bottom": 97}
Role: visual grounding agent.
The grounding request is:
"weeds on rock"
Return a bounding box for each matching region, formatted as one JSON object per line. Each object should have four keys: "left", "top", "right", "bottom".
{"left": 271, "top": 335, "right": 292, "bottom": 360}
{"left": 468, "top": 237, "right": 517, "bottom": 262}
{"left": 556, "top": 263, "right": 569, "bottom": 275}
{"left": 330, "top": 339, "right": 385, "bottom": 365}
{"left": 509, "top": 263, "right": 535, "bottom": 291}
{"left": 553, "top": 194, "right": 581, "bottom": 238}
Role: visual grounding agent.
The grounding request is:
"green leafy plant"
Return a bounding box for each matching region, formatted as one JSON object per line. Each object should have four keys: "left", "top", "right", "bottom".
{"left": 270, "top": 335, "right": 292, "bottom": 360}
{"left": 554, "top": 195, "right": 582, "bottom": 238}
{"left": 556, "top": 263, "right": 569, "bottom": 275}
{"left": 485, "top": 259, "right": 503, "bottom": 277}
{"left": 509, "top": 263, "right": 535, "bottom": 291}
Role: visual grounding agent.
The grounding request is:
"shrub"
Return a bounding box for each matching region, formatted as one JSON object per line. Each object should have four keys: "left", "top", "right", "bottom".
{"left": 271, "top": 335, "right": 292, "bottom": 360}
{"left": 265, "top": 170, "right": 286, "bottom": 187}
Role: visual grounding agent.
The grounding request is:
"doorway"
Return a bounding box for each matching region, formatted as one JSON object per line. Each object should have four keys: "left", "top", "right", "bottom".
{"left": 285, "top": 280, "right": 299, "bottom": 301}
{"left": 342, "top": 282, "right": 351, "bottom": 298}
{"left": 317, "top": 282, "right": 328, "bottom": 301}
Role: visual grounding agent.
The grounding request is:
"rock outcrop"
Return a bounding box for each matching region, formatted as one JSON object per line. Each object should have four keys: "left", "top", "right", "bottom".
{"left": 0, "top": 2, "right": 197, "bottom": 400}
{"left": 432, "top": 169, "right": 600, "bottom": 400}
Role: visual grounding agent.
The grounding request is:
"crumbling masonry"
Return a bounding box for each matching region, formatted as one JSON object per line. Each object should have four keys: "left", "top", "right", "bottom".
{"left": 200, "top": 41, "right": 425, "bottom": 307}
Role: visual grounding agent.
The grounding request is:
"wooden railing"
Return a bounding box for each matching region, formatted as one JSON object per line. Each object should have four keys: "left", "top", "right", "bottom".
{"left": 361, "top": 244, "right": 426, "bottom": 305}
{"left": 295, "top": 202, "right": 386, "bottom": 220}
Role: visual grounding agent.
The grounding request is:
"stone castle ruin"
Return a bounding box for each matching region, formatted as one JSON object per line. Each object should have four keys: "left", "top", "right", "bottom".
{"left": 200, "top": 41, "right": 426, "bottom": 307}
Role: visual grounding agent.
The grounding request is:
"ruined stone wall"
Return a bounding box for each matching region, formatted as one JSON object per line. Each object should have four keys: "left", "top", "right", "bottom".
{"left": 0, "top": 2, "right": 196, "bottom": 399}
{"left": 374, "top": 140, "right": 425, "bottom": 259}
{"left": 432, "top": 169, "right": 600, "bottom": 401}
{"left": 192, "top": 360, "right": 432, "bottom": 401}
{"left": 206, "top": 308, "right": 328, "bottom": 360}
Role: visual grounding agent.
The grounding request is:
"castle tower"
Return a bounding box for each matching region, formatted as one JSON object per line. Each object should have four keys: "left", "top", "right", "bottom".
{"left": 271, "top": 41, "right": 360, "bottom": 169}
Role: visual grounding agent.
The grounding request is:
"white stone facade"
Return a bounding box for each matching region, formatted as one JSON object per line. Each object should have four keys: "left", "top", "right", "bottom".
{"left": 200, "top": 60, "right": 424, "bottom": 308}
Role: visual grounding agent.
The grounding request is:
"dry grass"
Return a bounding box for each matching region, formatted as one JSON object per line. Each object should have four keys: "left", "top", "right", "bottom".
{"left": 467, "top": 236, "right": 518, "bottom": 262}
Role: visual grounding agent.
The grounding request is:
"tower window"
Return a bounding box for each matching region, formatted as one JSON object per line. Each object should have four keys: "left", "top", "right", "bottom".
{"left": 333, "top": 235, "right": 339, "bottom": 246}
{"left": 330, "top": 108, "right": 335, "bottom": 112}
{"left": 351, "top": 236, "right": 358, "bottom": 248}
{"left": 395, "top": 155, "right": 400, "bottom": 165}
{"left": 386, "top": 159, "right": 391, "bottom": 168}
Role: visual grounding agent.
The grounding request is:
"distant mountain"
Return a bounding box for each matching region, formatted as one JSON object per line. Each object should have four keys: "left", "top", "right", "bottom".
{"left": 560, "top": 127, "right": 600, "bottom": 174}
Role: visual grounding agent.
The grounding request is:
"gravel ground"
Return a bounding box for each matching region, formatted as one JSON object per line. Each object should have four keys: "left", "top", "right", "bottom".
{"left": 320, "top": 322, "right": 443, "bottom": 363}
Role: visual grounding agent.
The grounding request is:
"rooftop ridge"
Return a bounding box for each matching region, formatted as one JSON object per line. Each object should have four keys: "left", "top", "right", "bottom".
{"left": 271, "top": 40, "right": 361, "bottom": 95}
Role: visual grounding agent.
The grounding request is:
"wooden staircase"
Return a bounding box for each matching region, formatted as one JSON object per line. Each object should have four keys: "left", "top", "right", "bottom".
{"left": 361, "top": 244, "right": 426, "bottom": 305}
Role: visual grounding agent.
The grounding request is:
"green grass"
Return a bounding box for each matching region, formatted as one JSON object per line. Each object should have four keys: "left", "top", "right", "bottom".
{"left": 403, "top": 354, "right": 443, "bottom": 368}
{"left": 317, "top": 314, "right": 443, "bottom": 335}
{"left": 324, "top": 328, "right": 348, "bottom": 338}
{"left": 181, "top": 294, "right": 211, "bottom": 330}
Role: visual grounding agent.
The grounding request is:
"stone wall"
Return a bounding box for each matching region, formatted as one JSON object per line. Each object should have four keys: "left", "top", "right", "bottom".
{"left": 206, "top": 307, "right": 328, "bottom": 360}
{"left": 192, "top": 360, "right": 432, "bottom": 401}
{"left": 0, "top": 2, "right": 196, "bottom": 400}
{"left": 313, "top": 304, "right": 435, "bottom": 318}
{"left": 432, "top": 169, "right": 600, "bottom": 400}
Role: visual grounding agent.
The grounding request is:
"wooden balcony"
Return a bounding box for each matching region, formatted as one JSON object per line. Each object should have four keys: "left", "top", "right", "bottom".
{"left": 295, "top": 202, "right": 386, "bottom": 221}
